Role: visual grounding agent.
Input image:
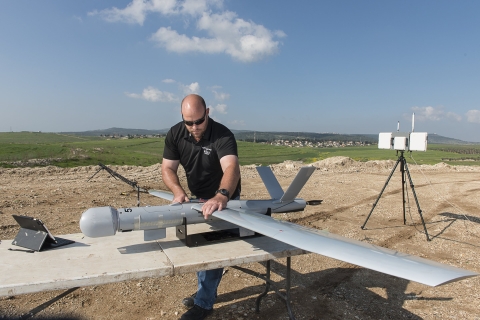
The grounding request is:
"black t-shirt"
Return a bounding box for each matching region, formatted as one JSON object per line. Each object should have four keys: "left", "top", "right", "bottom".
{"left": 163, "top": 117, "right": 241, "bottom": 199}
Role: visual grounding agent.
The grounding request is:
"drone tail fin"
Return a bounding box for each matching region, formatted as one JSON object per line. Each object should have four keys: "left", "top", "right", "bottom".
{"left": 256, "top": 166, "right": 316, "bottom": 202}
{"left": 280, "top": 166, "right": 316, "bottom": 202}
{"left": 256, "top": 166, "right": 284, "bottom": 200}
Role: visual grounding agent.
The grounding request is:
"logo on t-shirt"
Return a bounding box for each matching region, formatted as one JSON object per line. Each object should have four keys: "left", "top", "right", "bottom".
{"left": 202, "top": 147, "right": 212, "bottom": 155}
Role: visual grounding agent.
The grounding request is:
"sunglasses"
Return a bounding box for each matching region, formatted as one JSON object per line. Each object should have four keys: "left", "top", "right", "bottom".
{"left": 183, "top": 110, "right": 207, "bottom": 126}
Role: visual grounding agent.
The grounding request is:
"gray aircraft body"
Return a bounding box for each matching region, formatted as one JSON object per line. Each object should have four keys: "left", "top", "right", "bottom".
{"left": 80, "top": 166, "right": 477, "bottom": 287}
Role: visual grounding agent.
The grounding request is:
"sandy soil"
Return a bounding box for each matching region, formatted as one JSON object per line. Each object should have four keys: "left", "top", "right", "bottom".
{"left": 1, "top": 157, "right": 480, "bottom": 320}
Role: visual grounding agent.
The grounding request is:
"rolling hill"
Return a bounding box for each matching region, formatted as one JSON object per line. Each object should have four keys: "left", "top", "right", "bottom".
{"left": 60, "top": 128, "right": 477, "bottom": 145}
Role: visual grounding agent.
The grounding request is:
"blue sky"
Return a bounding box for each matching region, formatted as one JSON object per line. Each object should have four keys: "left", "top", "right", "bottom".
{"left": 1, "top": 1, "right": 480, "bottom": 142}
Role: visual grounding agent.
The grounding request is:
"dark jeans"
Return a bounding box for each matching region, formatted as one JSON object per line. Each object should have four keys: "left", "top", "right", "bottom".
{"left": 194, "top": 268, "right": 224, "bottom": 310}
{"left": 192, "top": 195, "right": 239, "bottom": 310}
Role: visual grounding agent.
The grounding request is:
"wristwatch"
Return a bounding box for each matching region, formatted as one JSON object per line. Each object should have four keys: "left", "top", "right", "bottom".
{"left": 215, "top": 189, "right": 230, "bottom": 199}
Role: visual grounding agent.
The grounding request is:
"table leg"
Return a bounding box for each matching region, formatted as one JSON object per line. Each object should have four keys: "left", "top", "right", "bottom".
{"left": 232, "top": 257, "right": 295, "bottom": 320}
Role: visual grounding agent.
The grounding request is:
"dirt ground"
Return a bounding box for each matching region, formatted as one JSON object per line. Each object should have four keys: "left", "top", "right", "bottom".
{"left": 1, "top": 156, "right": 480, "bottom": 320}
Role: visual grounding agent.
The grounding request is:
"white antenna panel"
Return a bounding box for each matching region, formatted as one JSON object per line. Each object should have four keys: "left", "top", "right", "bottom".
{"left": 393, "top": 137, "right": 407, "bottom": 151}
{"left": 378, "top": 133, "right": 393, "bottom": 149}
{"left": 409, "top": 132, "right": 428, "bottom": 152}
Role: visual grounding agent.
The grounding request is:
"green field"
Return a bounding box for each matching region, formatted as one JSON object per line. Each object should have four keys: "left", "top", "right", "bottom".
{"left": 0, "top": 131, "right": 479, "bottom": 168}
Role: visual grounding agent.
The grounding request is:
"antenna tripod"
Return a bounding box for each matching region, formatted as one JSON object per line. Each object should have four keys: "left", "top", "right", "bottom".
{"left": 361, "top": 150, "right": 430, "bottom": 241}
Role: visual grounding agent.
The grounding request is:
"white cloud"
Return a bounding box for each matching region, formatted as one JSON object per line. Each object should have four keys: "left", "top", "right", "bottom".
{"left": 212, "top": 89, "right": 230, "bottom": 101}
{"left": 410, "top": 106, "right": 461, "bottom": 122}
{"left": 228, "top": 119, "right": 245, "bottom": 126}
{"left": 151, "top": 11, "right": 285, "bottom": 62}
{"left": 88, "top": 0, "right": 178, "bottom": 25}
{"left": 126, "top": 81, "right": 201, "bottom": 103}
{"left": 210, "top": 103, "right": 227, "bottom": 114}
{"left": 181, "top": 82, "right": 200, "bottom": 95}
{"left": 125, "top": 86, "right": 178, "bottom": 102}
{"left": 91, "top": 0, "right": 284, "bottom": 62}
{"left": 197, "top": 11, "right": 284, "bottom": 62}
{"left": 181, "top": 0, "right": 223, "bottom": 16}
{"left": 88, "top": 0, "right": 221, "bottom": 25}
{"left": 466, "top": 110, "right": 480, "bottom": 123}
{"left": 446, "top": 112, "right": 462, "bottom": 122}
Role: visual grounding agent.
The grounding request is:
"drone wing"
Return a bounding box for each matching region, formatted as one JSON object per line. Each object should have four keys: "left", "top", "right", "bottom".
{"left": 148, "top": 190, "right": 174, "bottom": 201}
{"left": 190, "top": 205, "right": 477, "bottom": 287}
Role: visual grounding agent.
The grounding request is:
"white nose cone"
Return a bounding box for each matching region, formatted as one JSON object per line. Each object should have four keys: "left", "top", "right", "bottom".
{"left": 80, "top": 206, "right": 118, "bottom": 238}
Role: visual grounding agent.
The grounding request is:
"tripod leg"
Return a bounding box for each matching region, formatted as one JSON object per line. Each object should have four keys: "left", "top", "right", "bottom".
{"left": 87, "top": 166, "right": 104, "bottom": 182}
{"left": 403, "top": 161, "right": 431, "bottom": 241}
{"left": 401, "top": 157, "right": 407, "bottom": 225}
{"left": 137, "top": 186, "right": 140, "bottom": 207}
{"left": 361, "top": 158, "right": 402, "bottom": 229}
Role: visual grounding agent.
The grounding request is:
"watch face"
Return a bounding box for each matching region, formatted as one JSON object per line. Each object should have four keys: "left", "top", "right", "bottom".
{"left": 217, "top": 189, "right": 229, "bottom": 198}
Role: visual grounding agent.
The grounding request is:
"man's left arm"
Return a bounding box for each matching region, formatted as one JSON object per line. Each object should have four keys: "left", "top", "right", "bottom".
{"left": 200, "top": 154, "right": 240, "bottom": 218}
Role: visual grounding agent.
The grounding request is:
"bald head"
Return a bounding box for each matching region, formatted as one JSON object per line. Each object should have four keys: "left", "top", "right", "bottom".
{"left": 181, "top": 94, "right": 206, "bottom": 114}
{"left": 181, "top": 94, "right": 209, "bottom": 141}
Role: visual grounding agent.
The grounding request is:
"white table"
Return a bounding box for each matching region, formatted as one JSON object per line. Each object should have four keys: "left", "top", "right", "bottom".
{"left": 1, "top": 226, "right": 305, "bottom": 293}
{"left": 1, "top": 225, "right": 307, "bottom": 319}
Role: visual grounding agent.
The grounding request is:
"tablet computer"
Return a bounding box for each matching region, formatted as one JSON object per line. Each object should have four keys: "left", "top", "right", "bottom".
{"left": 11, "top": 215, "right": 75, "bottom": 251}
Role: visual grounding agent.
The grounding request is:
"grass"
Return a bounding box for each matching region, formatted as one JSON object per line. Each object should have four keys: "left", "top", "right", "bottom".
{"left": 0, "top": 132, "right": 479, "bottom": 168}
{"left": 0, "top": 132, "right": 162, "bottom": 167}
{"left": 302, "top": 145, "right": 480, "bottom": 165}
{"left": 237, "top": 141, "right": 321, "bottom": 166}
{"left": 0, "top": 132, "right": 103, "bottom": 143}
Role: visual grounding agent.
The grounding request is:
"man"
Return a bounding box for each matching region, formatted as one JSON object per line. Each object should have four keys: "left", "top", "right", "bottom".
{"left": 162, "top": 94, "right": 241, "bottom": 320}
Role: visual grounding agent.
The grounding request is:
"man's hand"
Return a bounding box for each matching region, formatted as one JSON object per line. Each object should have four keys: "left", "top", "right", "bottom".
{"left": 201, "top": 194, "right": 228, "bottom": 219}
{"left": 172, "top": 192, "right": 190, "bottom": 204}
{"left": 162, "top": 159, "right": 190, "bottom": 204}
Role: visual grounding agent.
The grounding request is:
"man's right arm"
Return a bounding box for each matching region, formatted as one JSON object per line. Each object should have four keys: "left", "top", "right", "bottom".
{"left": 161, "top": 158, "right": 190, "bottom": 203}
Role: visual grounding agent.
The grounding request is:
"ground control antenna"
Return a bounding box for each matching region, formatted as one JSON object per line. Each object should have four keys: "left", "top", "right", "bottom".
{"left": 361, "top": 114, "right": 430, "bottom": 241}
